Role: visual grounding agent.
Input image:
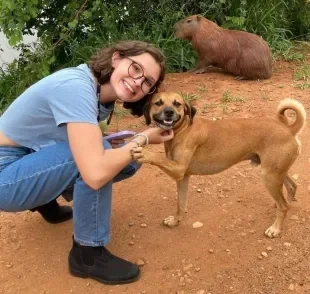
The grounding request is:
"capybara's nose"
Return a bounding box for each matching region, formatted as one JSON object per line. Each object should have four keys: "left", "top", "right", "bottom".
{"left": 164, "top": 107, "right": 174, "bottom": 117}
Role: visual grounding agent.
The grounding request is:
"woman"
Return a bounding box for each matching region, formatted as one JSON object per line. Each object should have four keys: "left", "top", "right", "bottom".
{"left": 0, "top": 40, "right": 173, "bottom": 284}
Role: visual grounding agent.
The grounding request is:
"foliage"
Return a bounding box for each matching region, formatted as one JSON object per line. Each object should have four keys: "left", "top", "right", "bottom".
{"left": 0, "top": 0, "right": 310, "bottom": 110}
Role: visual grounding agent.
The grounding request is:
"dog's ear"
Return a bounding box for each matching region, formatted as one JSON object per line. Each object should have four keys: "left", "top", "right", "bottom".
{"left": 143, "top": 100, "right": 152, "bottom": 125}
{"left": 185, "top": 102, "right": 197, "bottom": 124}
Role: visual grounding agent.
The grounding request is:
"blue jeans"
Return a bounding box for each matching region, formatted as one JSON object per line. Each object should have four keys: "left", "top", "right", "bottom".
{"left": 0, "top": 139, "right": 140, "bottom": 246}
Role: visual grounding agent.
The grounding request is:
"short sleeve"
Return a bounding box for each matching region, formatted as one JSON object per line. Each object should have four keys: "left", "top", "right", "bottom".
{"left": 48, "top": 77, "right": 98, "bottom": 126}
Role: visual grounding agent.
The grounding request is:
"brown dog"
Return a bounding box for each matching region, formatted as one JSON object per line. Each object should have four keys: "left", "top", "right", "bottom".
{"left": 132, "top": 92, "right": 306, "bottom": 238}
{"left": 174, "top": 15, "right": 273, "bottom": 80}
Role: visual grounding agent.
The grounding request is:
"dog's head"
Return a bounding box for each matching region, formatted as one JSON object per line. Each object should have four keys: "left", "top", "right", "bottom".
{"left": 144, "top": 92, "right": 197, "bottom": 130}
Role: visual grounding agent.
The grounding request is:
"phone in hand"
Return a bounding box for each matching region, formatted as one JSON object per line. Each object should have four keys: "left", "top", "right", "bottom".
{"left": 104, "top": 130, "right": 136, "bottom": 141}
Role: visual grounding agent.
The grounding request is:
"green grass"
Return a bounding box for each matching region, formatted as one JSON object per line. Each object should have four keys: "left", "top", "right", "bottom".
{"left": 180, "top": 92, "right": 201, "bottom": 104}
{"left": 293, "top": 64, "right": 310, "bottom": 81}
{"left": 221, "top": 90, "right": 246, "bottom": 113}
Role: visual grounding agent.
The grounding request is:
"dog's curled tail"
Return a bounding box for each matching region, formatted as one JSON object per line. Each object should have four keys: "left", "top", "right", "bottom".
{"left": 277, "top": 98, "right": 306, "bottom": 136}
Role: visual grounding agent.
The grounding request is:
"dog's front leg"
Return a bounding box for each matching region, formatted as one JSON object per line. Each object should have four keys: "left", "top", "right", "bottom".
{"left": 163, "top": 175, "right": 190, "bottom": 228}
{"left": 131, "top": 147, "right": 188, "bottom": 181}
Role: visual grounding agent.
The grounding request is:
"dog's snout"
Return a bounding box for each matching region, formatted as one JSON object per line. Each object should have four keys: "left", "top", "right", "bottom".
{"left": 164, "top": 107, "right": 174, "bottom": 117}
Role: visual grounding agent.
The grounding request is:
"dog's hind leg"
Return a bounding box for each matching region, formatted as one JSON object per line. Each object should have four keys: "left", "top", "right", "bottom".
{"left": 261, "top": 169, "right": 288, "bottom": 238}
{"left": 163, "top": 175, "right": 190, "bottom": 228}
{"left": 284, "top": 175, "right": 297, "bottom": 203}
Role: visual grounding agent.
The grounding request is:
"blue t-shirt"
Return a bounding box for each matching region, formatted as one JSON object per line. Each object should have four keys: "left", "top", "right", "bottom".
{"left": 0, "top": 64, "right": 113, "bottom": 151}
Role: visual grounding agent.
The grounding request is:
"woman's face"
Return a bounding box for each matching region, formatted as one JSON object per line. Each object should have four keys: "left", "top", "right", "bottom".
{"left": 110, "top": 52, "right": 161, "bottom": 102}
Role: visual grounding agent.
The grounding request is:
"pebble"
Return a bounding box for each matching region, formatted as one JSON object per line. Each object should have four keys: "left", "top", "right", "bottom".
{"left": 290, "top": 215, "right": 299, "bottom": 221}
{"left": 208, "top": 249, "right": 214, "bottom": 253}
{"left": 128, "top": 221, "right": 135, "bottom": 226}
{"left": 129, "top": 241, "right": 134, "bottom": 245}
{"left": 193, "top": 222, "right": 203, "bottom": 229}
{"left": 284, "top": 242, "right": 292, "bottom": 247}
{"left": 140, "top": 223, "right": 148, "bottom": 228}
{"left": 136, "top": 259, "right": 146, "bottom": 267}
{"left": 261, "top": 252, "right": 268, "bottom": 258}
{"left": 197, "top": 188, "right": 202, "bottom": 193}
{"left": 288, "top": 283, "right": 295, "bottom": 291}
{"left": 266, "top": 246, "right": 272, "bottom": 251}
{"left": 194, "top": 267, "right": 201, "bottom": 272}
{"left": 197, "top": 290, "right": 206, "bottom": 294}
{"left": 138, "top": 213, "right": 144, "bottom": 217}
{"left": 183, "top": 264, "right": 193, "bottom": 272}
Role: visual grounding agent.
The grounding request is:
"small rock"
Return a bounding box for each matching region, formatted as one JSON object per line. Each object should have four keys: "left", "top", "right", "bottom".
{"left": 136, "top": 259, "right": 145, "bottom": 267}
{"left": 292, "top": 174, "right": 299, "bottom": 181}
{"left": 196, "top": 290, "right": 206, "bottom": 294}
{"left": 261, "top": 252, "right": 268, "bottom": 257}
{"left": 288, "top": 283, "right": 295, "bottom": 291}
{"left": 193, "top": 222, "right": 203, "bottom": 229}
{"left": 6, "top": 264, "right": 13, "bottom": 268}
{"left": 225, "top": 249, "right": 231, "bottom": 253}
{"left": 129, "top": 241, "right": 134, "bottom": 245}
{"left": 258, "top": 256, "right": 263, "bottom": 260}
{"left": 194, "top": 267, "right": 201, "bottom": 272}
{"left": 284, "top": 242, "right": 292, "bottom": 247}
{"left": 140, "top": 223, "right": 148, "bottom": 228}
{"left": 197, "top": 188, "right": 202, "bottom": 193}
{"left": 128, "top": 221, "right": 135, "bottom": 227}
{"left": 208, "top": 249, "right": 214, "bottom": 253}
{"left": 183, "top": 264, "right": 193, "bottom": 272}
{"left": 266, "top": 246, "right": 272, "bottom": 251}
{"left": 138, "top": 213, "right": 144, "bottom": 217}
{"left": 290, "top": 215, "right": 299, "bottom": 221}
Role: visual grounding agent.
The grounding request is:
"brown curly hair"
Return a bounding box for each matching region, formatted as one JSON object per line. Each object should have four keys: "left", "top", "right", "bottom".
{"left": 88, "top": 40, "right": 166, "bottom": 117}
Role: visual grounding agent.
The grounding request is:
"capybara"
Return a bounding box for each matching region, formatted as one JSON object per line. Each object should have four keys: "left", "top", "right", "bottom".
{"left": 174, "top": 15, "right": 273, "bottom": 80}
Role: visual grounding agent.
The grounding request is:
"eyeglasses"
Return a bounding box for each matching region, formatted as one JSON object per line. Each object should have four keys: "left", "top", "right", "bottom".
{"left": 126, "top": 57, "right": 157, "bottom": 94}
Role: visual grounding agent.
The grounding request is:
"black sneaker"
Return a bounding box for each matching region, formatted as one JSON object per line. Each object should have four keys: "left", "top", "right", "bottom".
{"left": 30, "top": 199, "right": 73, "bottom": 224}
{"left": 68, "top": 239, "right": 140, "bottom": 284}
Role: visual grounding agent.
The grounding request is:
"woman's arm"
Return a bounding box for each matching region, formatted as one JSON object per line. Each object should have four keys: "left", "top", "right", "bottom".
{"left": 68, "top": 122, "right": 148, "bottom": 190}
{"left": 68, "top": 122, "right": 173, "bottom": 190}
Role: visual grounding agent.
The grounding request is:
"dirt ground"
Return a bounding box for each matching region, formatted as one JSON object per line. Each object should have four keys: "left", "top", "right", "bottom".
{"left": 1, "top": 58, "right": 310, "bottom": 294}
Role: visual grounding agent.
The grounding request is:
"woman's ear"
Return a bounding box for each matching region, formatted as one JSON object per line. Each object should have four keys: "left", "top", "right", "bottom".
{"left": 111, "top": 51, "right": 121, "bottom": 68}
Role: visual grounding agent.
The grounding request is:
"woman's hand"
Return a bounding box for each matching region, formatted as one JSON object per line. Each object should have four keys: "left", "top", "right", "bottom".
{"left": 141, "top": 127, "right": 174, "bottom": 144}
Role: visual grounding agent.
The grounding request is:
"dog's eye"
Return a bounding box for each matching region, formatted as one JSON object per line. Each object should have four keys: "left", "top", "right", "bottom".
{"left": 154, "top": 100, "right": 163, "bottom": 106}
{"left": 173, "top": 101, "right": 182, "bottom": 107}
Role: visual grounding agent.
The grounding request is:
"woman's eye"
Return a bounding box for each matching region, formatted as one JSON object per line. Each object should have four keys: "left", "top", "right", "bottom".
{"left": 133, "top": 64, "right": 141, "bottom": 72}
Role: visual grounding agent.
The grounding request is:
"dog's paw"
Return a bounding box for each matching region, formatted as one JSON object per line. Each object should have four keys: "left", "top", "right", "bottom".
{"left": 264, "top": 225, "right": 281, "bottom": 238}
{"left": 163, "top": 216, "right": 179, "bottom": 228}
{"left": 131, "top": 147, "right": 150, "bottom": 164}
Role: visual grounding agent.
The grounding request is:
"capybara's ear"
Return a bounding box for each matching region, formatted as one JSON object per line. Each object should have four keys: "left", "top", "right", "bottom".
{"left": 185, "top": 103, "right": 197, "bottom": 124}
{"left": 143, "top": 100, "right": 152, "bottom": 125}
{"left": 196, "top": 15, "right": 202, "bottom": 21}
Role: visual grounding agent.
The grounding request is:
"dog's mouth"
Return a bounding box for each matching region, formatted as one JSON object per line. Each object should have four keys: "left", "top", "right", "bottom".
{"left": 152, "top": 115, "right": 181, "bottom": 130}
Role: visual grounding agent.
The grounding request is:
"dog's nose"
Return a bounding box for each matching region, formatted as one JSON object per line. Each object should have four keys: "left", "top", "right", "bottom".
{"left": 164, "top": 108, "right": 174, "bottom": 117}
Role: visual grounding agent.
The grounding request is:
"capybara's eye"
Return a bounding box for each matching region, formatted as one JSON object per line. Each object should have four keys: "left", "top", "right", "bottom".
{"left": 186, "top": 19, "right": 192, "bottom": 23}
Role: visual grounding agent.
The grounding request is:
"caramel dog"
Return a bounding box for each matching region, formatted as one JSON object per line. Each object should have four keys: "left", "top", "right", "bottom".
{"left": 132, "top": 92, "right": 306, "bottom": 238}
